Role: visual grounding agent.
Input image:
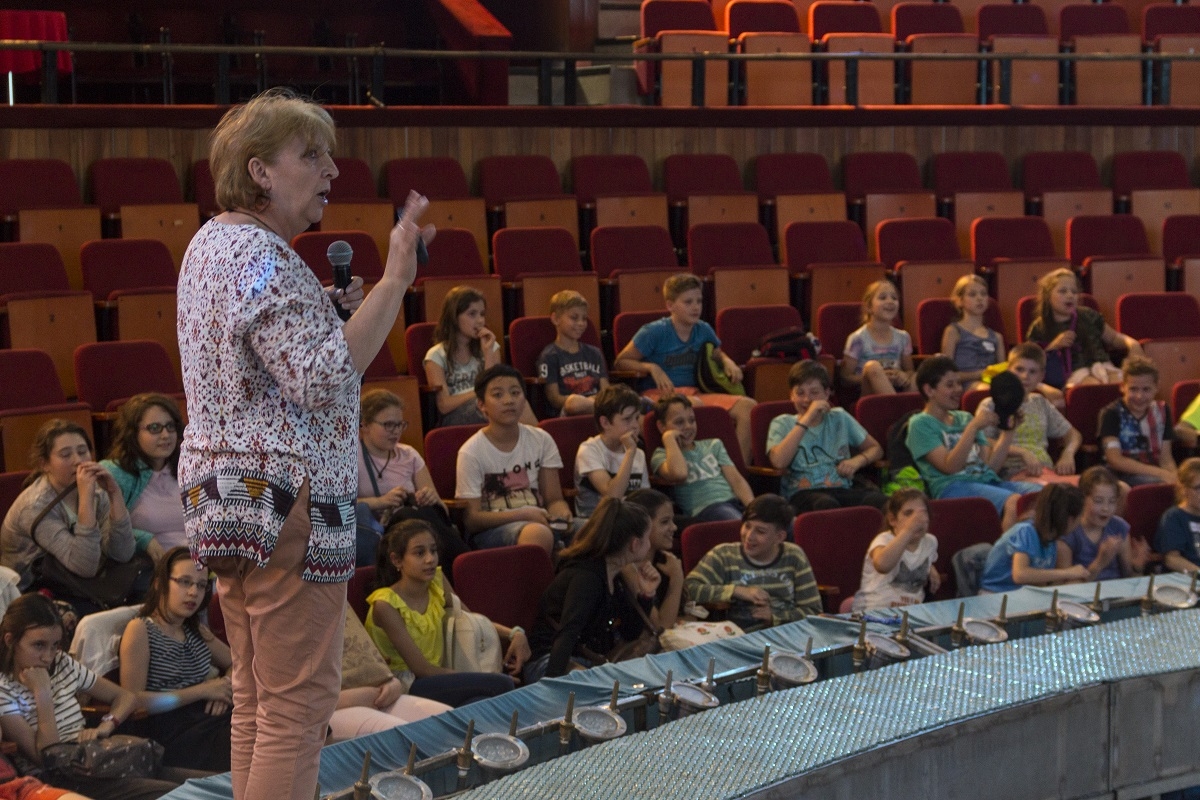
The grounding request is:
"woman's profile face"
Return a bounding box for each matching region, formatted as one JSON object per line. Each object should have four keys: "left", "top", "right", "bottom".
{"left": 9, "top": 625, "right": 62, "bottom": 672}
{"left": 44, "top": 433, "right": 90, "bottom": 490}
{"left": 253, "top": 136, "right": 338, "bottom": 239}
{"left": 137, "top": 405, "right": 179, "bottom": 470}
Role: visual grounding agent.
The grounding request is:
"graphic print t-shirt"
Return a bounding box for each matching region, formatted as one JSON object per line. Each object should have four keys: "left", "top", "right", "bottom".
{"left": 455, "top": 425, "right": 563, "bottom": 512}
{"left": 536, "top": 342, "right": 608, "bottom": 398}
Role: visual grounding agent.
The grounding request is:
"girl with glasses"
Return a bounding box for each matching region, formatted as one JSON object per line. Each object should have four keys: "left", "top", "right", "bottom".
{"left": 356, "top": 390, "right": 466, "bottom": 573}
{"left": 118, "top": 546, "right": 232, "bottom": 773}
{"left": 101, "top": 393, "right": 186, "bottom": 562}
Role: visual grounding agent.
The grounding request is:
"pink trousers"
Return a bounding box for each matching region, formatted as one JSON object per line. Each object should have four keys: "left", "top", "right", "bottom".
{"left": 209, "top": 481, "right": 346, "bottom": 800}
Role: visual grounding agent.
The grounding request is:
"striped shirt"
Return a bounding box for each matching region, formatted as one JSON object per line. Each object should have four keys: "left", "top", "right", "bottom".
{"left": 143, "top": 617, "right": 211, "bottom": 692}
{"left": 0, "top": 653, "right": 96, "bottom": 771}
{"left": 685, "top": 542, "right": 823, "bottom": 631}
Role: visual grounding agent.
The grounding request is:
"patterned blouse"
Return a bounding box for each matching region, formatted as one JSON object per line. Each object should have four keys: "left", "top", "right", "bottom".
{"left": 177, "top": 221, "right": 361, "bottom": 583}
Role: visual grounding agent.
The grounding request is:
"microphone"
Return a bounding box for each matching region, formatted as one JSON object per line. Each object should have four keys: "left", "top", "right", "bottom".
{"left": 326, "top": 239, "right": 353, "bottom": 322}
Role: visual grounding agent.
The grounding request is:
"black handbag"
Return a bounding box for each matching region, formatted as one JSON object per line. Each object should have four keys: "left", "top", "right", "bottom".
{"left": 41, "top": 735, "right": 163, "bottom": 780}
{"left": 30, "top": 483, "right": 152, "bottom": 609}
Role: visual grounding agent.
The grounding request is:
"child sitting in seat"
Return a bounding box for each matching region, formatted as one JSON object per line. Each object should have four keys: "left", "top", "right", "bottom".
{"left": 767, "top": 359, "right": 884, "bottom": 513}
{"left": 613, "top": 272, "right": 756, "bottom": 463}
{"left": 685, "top": 494, "right": 822, "bottom": 631}
{"left": 1025, "top": 268, "right": 1141, "bottom": 389}
{"left": 979, "top": 483, "right": 1089, "bottom": 593}
{"left": 841, "top": 279, "right": 915, "bottom": 397}
{"left": 941, "top": 274, "right": 1004, "bottom": 393}
{"left": 650, "top": 394, "right": 754, "bottom": 523}
{"left": 907, "top": 356, "right": 1040, "bottom": 530}
{"left": 535, "top": 290, "right": 609, "bottom": 416}
{"left": 1154, "top": 457, "right": 1200, "bottom": 575}
{"left": 425, "top": 286, "right": 535, "bottom": 427}
{"left": 978, "top": 343, "right": 1082, "bottom": 485}
{"left": 1099, "top": 355, "right": 1176, "bottom": 487}
{"left": 1057, "top": 466, "right": 1147, "bottom": 580}
{"left": 456, "top": 365, "right": 573, "bottom": 554}
{"left": 852, "top": 489, "right": 939, "bottom": 611}
{"left": 573, "top": 384, "right": 647, "bottom": 519}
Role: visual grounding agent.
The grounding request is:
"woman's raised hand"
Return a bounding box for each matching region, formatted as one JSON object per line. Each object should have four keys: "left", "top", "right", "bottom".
{"left": 387, "top": 191, "right": 435, "bottom": 291}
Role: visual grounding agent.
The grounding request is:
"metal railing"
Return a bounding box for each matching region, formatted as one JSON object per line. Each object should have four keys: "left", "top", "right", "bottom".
{"left": 1, "top": 38, "right": 1198, "bottom": 106}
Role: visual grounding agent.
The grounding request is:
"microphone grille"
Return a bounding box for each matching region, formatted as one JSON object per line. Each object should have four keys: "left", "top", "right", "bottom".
{"left": 326, "top": 239, "right": 354, "bottom": 267}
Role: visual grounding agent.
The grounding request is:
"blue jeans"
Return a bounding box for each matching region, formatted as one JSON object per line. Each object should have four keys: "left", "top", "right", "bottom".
{"left": 1118, "top": 471, "right": 1168, "bottom": 487}
{"left": 937, "top": 479, "right": 1041, "bottom": 516}
{"left": 472, "top": 518, "right": 583, "bottom": 550}
{"left": 692, "top": 500, "right": 745, "bottom": 523}
{"left": 472, "top": 520, "right": 529, "bottom": 549}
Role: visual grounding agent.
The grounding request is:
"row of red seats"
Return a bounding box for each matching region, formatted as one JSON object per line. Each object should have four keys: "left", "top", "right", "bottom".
{"left": 6, "top": 148, "right": 1197, "bottom": 261}
{"left": 692, "top": 0, "right": 1196, "bottom": 38}
{"left": 639, "top": 0, "right": 1199, "bottom": 106}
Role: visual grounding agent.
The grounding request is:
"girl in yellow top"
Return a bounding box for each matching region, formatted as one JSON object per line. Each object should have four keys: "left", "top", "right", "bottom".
{"left": 365, "top": 519, "right": 526, "bottom": 707}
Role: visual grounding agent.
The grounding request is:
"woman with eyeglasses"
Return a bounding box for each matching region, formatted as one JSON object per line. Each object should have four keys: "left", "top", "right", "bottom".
{"left": 118, "top": 546, "right": 232, "bottom": 773}
{"left": 100, "top": 394, "right": 186, "bottom": 564}
{"left": 357, "top": 389, "right": 466, "bottom": 572}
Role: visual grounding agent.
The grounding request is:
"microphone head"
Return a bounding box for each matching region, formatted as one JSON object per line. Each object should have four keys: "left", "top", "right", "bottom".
{"left": 326, "top": 239, "right": 354, "bottom": 267}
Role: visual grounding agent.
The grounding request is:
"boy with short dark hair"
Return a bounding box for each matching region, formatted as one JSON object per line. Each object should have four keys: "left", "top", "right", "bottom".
{"left": 685, "top": 494, "right": 823, "bottom": 631}
{"left": 1099, "top": 355, "right": 1176, "bottom": 486}
{"left": 573, "top": 384, "right": 647, "bottom": 518}
{"left": 535, "top": 290, "right": 609, "bottom": 416}
{"left": 612, "top": 273, "right": 756, "bottom": 463}
{"left": 456, "top": 364, "right": 573, "bottom": 554}
{"left": 767, "top": 359, "right": 885, "bottom": 512}
{"left": 906, "top": 355, "right": 1039, "bottom": 530}
{"left": 651, "top": 393, "right": 754, "bottom": 523}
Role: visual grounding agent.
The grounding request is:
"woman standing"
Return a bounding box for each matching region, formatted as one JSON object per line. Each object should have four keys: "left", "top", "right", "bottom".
{"left": 176, "top": 88, "right": 430, "bottom": 800}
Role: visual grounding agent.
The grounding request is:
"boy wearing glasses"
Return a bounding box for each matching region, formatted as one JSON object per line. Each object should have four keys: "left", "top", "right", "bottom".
{"left": 1098, "top": 356, "right": 1176, "bottom": 486}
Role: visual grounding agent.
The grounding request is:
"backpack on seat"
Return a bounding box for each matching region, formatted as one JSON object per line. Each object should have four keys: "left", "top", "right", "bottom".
{"left": 752, "top": 327, "right": 821, "bottom": 361}
{"left": 882, "top": 409, "right": 926, "bottom": 495}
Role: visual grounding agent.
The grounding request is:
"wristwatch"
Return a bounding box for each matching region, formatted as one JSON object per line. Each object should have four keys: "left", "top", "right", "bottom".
{"left": 509, "top": 626, "right": 525, "bottom": 639}
{"left": 100, "top": 713, "right": 118, "bottom": 727}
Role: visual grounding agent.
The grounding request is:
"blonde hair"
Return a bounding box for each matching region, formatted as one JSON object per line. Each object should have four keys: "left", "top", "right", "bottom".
{"left": 861, "top": 279, "right": 898, "bottom": 324}
{"left": 549, "top": 290, "right": 588, "bottom": 315}
{"left": 951, "top": 274, "right": 988, "bottom": 320}
{"left": 209, "top": 88, "right": 336, "bottom": 213}
{"left": 433, "top": 286, "right": 486, "bottom": 359}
